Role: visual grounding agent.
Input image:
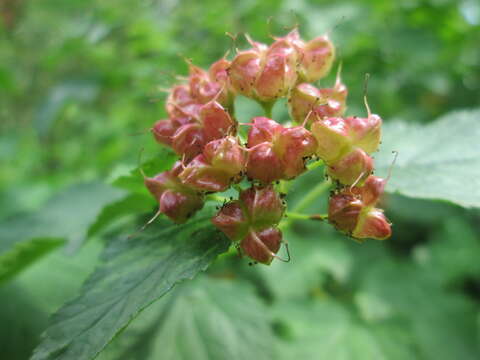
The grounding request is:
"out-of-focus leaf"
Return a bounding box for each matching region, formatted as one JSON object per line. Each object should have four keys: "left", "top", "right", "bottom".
{"left": 0, "top": 239, "right": 103, "bottom": 360}
{"left": 112, "top": 150, "right": 177, "bottom": 194}
{"left": 0, "top": 183, "right": 124, "bottom": 282}
{"left": 413, "top": 216, "right": 480, "bottom": 284}
{"left": 375, "top": 108, "right": 480, "bottom": 208}
{"left": 88, "top": 193, "right": 154, "bottom": 237}
{"left": 34, "top": 79, "right": 99, "bottom": 137}
{"left": 31, "top": 206, "right": 230, "bottom": 360}
{"left": 258, "top": 228, "right": 352, "bottom": 300}
{"left": 273, "top": 299, "right": 417, "bottom": 359}
{"left": 358, "top": 260, "right": 480, "bottom": 360}
{"left": 98, "top": 276, "right": 276, "bottom": 360}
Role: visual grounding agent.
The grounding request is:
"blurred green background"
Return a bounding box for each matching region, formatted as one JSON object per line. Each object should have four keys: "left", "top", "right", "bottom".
{"left": 1, "top": 0, "right": 479, "bottom": 359}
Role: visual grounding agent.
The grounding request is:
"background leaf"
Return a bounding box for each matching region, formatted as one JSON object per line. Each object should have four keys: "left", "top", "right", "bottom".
{"left": 0, "top": 183, "right": 124, "bottom": 282}
{"left": 32, "top": 206, "right": 230, "bottom": 360}
{"left": 375, "top": 109, "right": 480, "bottom": 208}
{"left": 98, "top": 276, "right": 277, "bottom": 360}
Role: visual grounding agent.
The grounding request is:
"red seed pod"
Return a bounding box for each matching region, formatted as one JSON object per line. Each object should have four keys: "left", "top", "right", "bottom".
{"left": 328, "top": 193, "right": 363, "bottom": 234}
{"left": 168, "top": 101, "right": 235, "bottom": 162}
{"left": 151, "top": 119, "right": 176, "bottom": 147}
{"left": 289, "top": 73, "right": 347, "bottom": 126}
{"left": 179, "top": 136, "right": 246, "bottom": 192}
{"left": 246, "top": 117, "right": 317, "bottom": 183}
{"left": 211, "top": 200, "right": 248, "bottom": 241}
{"left": 344, "top": 114, "right": 382, "bottom": 154}
{"left": 239, "top": 185, "right": 285, "bottom": 229}
{"left": 311, "top": 116, "right": 351, "bottom": 163}
{"left": 166, "top": 84, "right": 197, "bottom": 120}
{"left": 211, "top": 185, "right": 285, "bottom": 264}
{"left": 297, "top": 34, "right": 335, "bottom": 82}
{"left": 353, "top": 208, "right": 391, "bottom": 240}
{"left": 228, "top": 34, "right": 298, "bottom": 102}
{"left": 328, "top": 175, "right": 391, "bottom": 241}
{"left": 143, "top": 162, "right": 204, "bottom": 224}
{"left": 240, "top": 228, "right": 282, "bottom": 265}
{"left": 327, "top": 148, "right": 373, "bottom": 186}
{"left": 188, "top": 61, "right": 234, "bottom": 107}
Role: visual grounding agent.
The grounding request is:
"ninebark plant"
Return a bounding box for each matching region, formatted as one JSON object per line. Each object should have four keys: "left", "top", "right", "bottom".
{"left": 145, "top": 28, "right": 391, "bottom": 265}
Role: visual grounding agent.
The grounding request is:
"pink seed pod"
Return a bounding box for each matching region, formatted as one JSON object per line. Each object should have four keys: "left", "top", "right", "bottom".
{"left": 168, "top": 101, "right": 235, "bottom": 162}
{"left": 311, "top": 116, "right": 351, "bottom": 163}
{"left": 344, "top": 114, "right": 382, "bottom": 154}
{"left": 211, "top": 200, "right": 248, "bottom": 241}
{"left": 328, "top": 193, "right": 363, "bottom": 234}
{"left": 179, "top": 136, "right": 246, "bottom": 192}
{"left": 211, "top": 185, "right": 285, "bottom": 264}
{"left": 143, "top": 162, "right": 204, "bottom": 224}
{"left": 289, "top": 68, "right": 348, "bottom": 125}
{"left": 351, "top": 175, "right": 386, "bottom": 208}
{"left": 228, "top": 34, "right": 298, "bottom": 103}
{"left": 188, "top": 60, "right": 234, "bottom": 107}
{"left": 240, "top": 228, "right": 282, "bottom": 265}
{"left": 246, "top": 117, "right": 317, "bottom": 183}
{"left": 327, "top": 148, "right": 373, "bottom": 186}
{"left": 353, "top": 208, "right": 391, "bottom": 240}
{"left": 239, "top": 185, "right": 285, "bottom": 228}
{"left": 328, "top": 174, "right": 391, "bottom": 241}
{"left": 166, "top": 84, "right": 197, "bottom": 120}
{"left": 151, "top": 119, "right": 176, "bottom": 147}
{"left": 297, "top": 34, "right": 335, "bottom": 82}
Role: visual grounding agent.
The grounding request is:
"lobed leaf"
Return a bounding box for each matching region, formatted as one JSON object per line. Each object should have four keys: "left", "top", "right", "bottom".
{"left": 98, "top": 276, "right": 276, "bottom": 360}
{"left": 375, "top": 109, "right": 480, "bottom": 208}
{"left": 31, "top": 206, "right": 230, "bottom": 360}
{"left": 0, "top": 183, "right": 124, "bottom": 283}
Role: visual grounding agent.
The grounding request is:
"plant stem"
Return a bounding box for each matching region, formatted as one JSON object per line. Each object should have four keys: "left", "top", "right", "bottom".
{"left": 280, "top": 179, "right": 332, "bottom": 230}
{"left": 307, "top": 159, "right": 324, "bottom": 171}
{"left": 292, "top": 178, "right": 331, "bottom": 213}
{"left": 260, "top": 100, "right": 274, "bottom": 118}
{"left": 206, "top": 194, "right": 228, "bottom": 203}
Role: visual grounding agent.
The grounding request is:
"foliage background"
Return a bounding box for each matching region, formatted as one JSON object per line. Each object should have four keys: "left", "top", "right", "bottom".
{"left": 1, "top": 0, "right": 479, "bottom": 359}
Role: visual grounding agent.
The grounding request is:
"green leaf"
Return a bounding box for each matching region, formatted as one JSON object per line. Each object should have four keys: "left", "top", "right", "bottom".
{"left": 358, "top": 260, "right": 480, "bottom": 360}
{"left": 413, "top": 216, "right": 480, "bottom": 284}
{"left": 0, "top": 183, "right": 124, "bottom": 283}
{"left": 98, "top": 276, "right": 276, "bottom": 360}
{"left": 88, "top": 193, "right": 155, "bottom": 237}
{"left": 31, "top": 206, "right": 230, "bottom": 360}
{"left": 112, "top": 150, "right": 177, "bottom": 194}
{"left": 273, "top": 299, "right": 417, "bottom": 360}
{"left": 375, "top": 109, "right": 480, "bottom": 208}
{"left": 258, "top": 228, "right": 352, "bottom": 300}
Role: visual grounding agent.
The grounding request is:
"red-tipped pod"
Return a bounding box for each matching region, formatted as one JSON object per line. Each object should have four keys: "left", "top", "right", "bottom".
{"left": 289, "top": 78, "right": 347, "bottom": 126}
{"left": 327, "top": 148, "right": 373, "bottom": 186}
{"left": 200, "top": 101, "right": 236, "bottom": 142}
{"left": 328, "top": 175, "right": 391, "bottom": 241}
{"left": 169, "top": 101, "right": 235, "bottom": 162}
{"left": 246, "top": 117, "right": 317, "bottom": 183}
{"left": 239, "top": 185, "right": 285, "bottom": 228}
{"left": 179, "top": 136, "right": 246, "bottom": 192}
{"left": 344, "top": 114, "right": 382, "bottom": 154}
{"left": 240, "top": 228, "right": 282, "bottom": 265}
{"left": 353, "top": 209, "right": 391, "bottom": 240}
{"left": 151, "top": 119, "right": 176, "bottom": 147}
{"left": 328, "top": 193, "right": 363, "bottom": 234}
{"left": 311, "top": 117, "right": 351, "bottom": 163}
{"left": 143, "top": 162, "right": 204, "bottom": 224}
{"left": 211, "top": 185, "right": 285, "bottom": 264}
{"left": 228, "top": 34, "right": 298, "bottom": 103}
{"left": 297, "top": 35, "right": 335, "bottom": 82}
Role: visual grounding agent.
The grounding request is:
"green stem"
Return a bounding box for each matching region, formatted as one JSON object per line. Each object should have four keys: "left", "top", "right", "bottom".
{"left": 206, "top": 194, "right": 228, "bottom": 203}
{"left": 307, "top": 159, "right": 324, "bottom": 171}
{"left": 260, "top": 100, "right": 275, "bottom": 118}
{"left": 280, "top": 179, "right": 332, "bottom": 230}
{"left": 292, "top": 178, "right": 331, "bottom": 213}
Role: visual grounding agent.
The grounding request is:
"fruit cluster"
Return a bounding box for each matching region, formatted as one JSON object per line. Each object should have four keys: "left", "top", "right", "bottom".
{"left": 143, "top": 29, "right": 392, "bottom": 265}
